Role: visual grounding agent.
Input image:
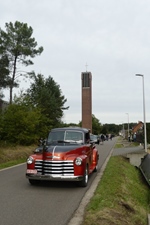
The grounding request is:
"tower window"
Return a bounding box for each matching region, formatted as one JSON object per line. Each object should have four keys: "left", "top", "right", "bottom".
{"left": 82, "top": 73, "right": 90, "bottom": 87}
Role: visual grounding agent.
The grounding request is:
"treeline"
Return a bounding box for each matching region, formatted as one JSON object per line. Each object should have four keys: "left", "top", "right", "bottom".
{"left": 0, "top": 98, "right": 121, "bottom": 145}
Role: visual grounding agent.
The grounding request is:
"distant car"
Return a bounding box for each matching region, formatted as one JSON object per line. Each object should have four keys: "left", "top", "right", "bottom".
{"left": 26, "top": 127, "right": 99, "bottom": 187}
{"left": 90, "top": 134, "right": 100, "bottom": 144}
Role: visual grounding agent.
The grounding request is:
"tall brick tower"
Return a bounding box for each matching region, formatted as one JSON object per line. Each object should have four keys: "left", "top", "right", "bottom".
{"left": 81, "top": 71, "right": 92, "bottom": 132}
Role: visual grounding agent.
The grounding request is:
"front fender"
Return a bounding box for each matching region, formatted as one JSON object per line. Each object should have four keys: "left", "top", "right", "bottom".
{"left": 74, "top": 155, "right": 89, "bottom": 176}
{"left": 92, "top": 147, "right": 99, "bottom": 164}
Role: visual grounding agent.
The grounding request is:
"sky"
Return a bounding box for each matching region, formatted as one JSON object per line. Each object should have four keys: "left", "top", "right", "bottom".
{"left": 1, "top": 0, "right": 150, "bottom": 125}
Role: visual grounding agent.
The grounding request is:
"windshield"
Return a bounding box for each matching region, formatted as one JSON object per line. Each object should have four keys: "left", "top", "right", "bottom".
{"left": 47, "top": 130, "right": 84, "bottom": 144}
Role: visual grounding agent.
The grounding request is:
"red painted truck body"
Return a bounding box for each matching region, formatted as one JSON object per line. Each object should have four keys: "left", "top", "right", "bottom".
{"left": 26, "top": 127, "right": 99, "bottom": 187}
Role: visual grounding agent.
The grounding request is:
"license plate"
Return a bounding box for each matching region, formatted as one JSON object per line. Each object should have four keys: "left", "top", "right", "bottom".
{"left": 27, "top": 169, "right": 37, "bottom": 174}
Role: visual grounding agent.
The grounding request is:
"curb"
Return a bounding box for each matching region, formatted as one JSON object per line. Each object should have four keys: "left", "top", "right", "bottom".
{"left": 68, "top": 147, "right": 114, "bottom": 225}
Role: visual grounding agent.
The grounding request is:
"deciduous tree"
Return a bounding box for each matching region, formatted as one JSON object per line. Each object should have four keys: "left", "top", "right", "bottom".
{"left": 26, "top": 73, "right": 69, "bottom": 127}
{"left": 92, "top": 114, "right": 102, "bottom": 134}
{"left": 0, "top": 103, "right": 43, "bottom": 144}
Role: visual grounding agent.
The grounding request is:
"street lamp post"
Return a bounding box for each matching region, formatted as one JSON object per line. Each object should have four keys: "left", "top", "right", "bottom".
{"left": 126, "top": 113, "right": 129, "bottom": 141}
{"left": 135, "top": 74, "right": 147, "bottom": 152}
{"left": 122, "top": 122, "right": 125, "bottom": 138}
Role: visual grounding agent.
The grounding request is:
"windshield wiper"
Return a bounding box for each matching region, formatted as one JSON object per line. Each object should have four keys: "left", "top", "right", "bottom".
{"left": 57, "top": 140, "right": 69, "bottom": 143}
{"left": 64, "top": 140, "right": 83, "bottom": 144}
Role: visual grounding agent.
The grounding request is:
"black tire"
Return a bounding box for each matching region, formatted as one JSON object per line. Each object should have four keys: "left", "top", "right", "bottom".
{"left": 93, "top": 156, "right": 98, "bottom": 172}
{"left": 78, "top": 165, "right": 88, "bottom": 187}
{"left": 29, "top": 179, "right": 40, "bottom": 185}
{"left": 93, "top": 164, "right": 98, "bottom": 172}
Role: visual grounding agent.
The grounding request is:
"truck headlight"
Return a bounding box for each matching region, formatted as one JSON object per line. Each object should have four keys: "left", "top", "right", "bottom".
{"left": 27, "top": 156, "right": 34, "bottom": 164}
{"left": 75, "top": 157, "right": 82, "bottom": 166}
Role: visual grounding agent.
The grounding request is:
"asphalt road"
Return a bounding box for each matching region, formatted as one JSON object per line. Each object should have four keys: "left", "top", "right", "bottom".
{"left": 0, "top": 138, "right": 116, "bottom": 225}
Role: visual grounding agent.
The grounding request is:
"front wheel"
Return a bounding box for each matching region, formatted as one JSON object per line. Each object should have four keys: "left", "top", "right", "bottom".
{"left": 29, "top": 179, "right": 40, "bottom": 185}
{"left": 78, "top": 165, "right": 88, "bottom": 187}
{"left": 93, "top": 155, "right": 99, "bottom": 172}
{"left": 93, "top": 164, "right": 98, "bottom": 172}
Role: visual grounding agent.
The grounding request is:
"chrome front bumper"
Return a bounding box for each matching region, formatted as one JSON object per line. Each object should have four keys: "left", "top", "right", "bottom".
{"left": 26, "top": 173, "right": 83, "bottom": 182}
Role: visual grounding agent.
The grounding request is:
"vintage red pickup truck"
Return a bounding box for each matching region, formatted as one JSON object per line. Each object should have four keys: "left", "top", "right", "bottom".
{"left": 26, "top": 127, "right": 99, "bottom": 187}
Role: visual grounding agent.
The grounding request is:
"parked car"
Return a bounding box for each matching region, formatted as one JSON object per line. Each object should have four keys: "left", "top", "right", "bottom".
{"left": 90, "top": 134, "right": 100, "bottom": 144}
{"left": 26, "top": 127, "right": 99, "bottom": 187}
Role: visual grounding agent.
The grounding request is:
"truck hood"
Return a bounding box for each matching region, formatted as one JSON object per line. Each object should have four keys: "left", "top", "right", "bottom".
{"left": 44, "top": 144, "right": 80, "bottom": 153}
{"left": 42, "top": 144, "right": 87, "bottom": 160}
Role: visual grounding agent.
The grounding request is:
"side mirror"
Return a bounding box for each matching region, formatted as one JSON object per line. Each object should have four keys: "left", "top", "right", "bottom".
{"left": 38, "top": 138, "right": 47, "bottom": 146}
{"left": 33, "top": 146, "right": 43, "bottom": 153}
{"left": 90, "top": 140, "right": 95, "bottom": 146}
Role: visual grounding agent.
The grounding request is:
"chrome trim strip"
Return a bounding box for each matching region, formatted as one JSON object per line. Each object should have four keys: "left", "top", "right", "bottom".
{"left": 26, "top": 174, "right": 83, "bottom": 181}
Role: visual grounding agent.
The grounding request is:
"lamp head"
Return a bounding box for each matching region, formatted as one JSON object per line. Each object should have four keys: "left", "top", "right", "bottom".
{"left": 135, "top": 74, "right": 143, "bottom": 77}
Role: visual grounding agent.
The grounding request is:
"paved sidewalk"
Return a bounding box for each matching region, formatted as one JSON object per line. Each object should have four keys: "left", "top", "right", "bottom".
{"left": 112, "top": 138, "right": 146, "bottom": 156}
{"left": 112, "top": 145, "right": 145, "bottom": 156}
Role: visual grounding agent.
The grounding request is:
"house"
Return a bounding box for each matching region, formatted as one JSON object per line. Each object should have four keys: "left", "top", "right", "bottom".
{"left": 132, "top": 121, "right": 143, "bottom": 134}
{"left": 132, "top": 121, "right": 143, "bottom": 142}
{"left": 0, "top": 99, "right": 9, "bottom": 111}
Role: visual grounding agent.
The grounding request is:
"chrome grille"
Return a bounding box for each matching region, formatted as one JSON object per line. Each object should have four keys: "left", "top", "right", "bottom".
{"left": 35, "top": 160, "right": 74, "bottom": 176}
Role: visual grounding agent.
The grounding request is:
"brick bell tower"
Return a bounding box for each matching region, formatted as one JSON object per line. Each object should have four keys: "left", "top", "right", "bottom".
{"left": 81, "top": 69, "right": 92, "bottom": 133}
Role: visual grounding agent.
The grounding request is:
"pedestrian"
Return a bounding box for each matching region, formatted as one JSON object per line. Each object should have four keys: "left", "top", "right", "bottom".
{"left": 106, "top": 134, "right": 108, "bottom": 141}
{"left": 101, "top": 134, "right": 105, "bottom": 144}
{"left": 133, "top": 133, "right": 136, "bottom": 142}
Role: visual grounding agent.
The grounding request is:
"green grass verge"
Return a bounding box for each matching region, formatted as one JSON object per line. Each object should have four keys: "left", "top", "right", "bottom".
{"left": 0, "top": 158, "right": 26, "bottom": 169}
{"left": 114, "top": 143, "right": 124, "bottom": 148}
{"left": 82, "top": 156, "right": 150, "bottom": 225}
{"left": 0, "top": 145, "right": 36, "bottom": 170}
